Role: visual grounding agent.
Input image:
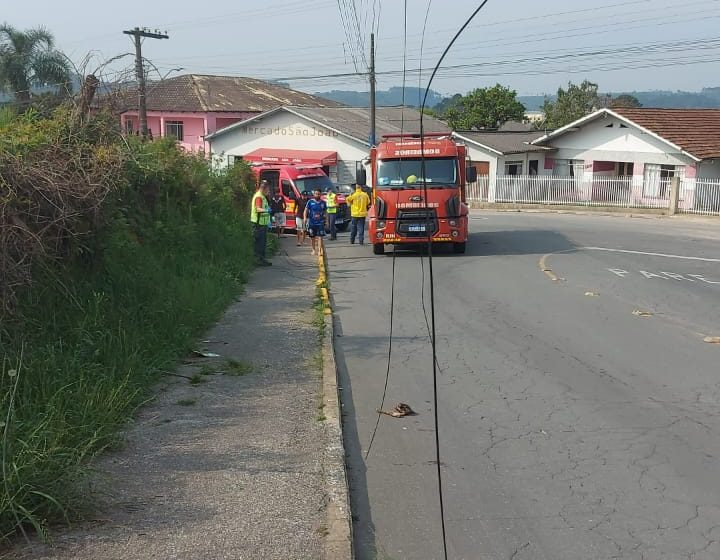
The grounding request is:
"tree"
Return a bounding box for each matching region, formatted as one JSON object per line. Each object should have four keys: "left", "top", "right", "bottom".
{"left": 609, "top": 94, "right": 642, "bottom": 109}
{"left": 541, "top": 80, "right": 600, "bottom": 129}
{"left": 0, "top": 24, "right": 71, "bottom": 105}
{"left": 442, "top": 84, "right": 526, "bottom": 130}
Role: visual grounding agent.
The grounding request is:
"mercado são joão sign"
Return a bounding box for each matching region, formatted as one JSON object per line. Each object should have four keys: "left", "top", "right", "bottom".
{"left": 238, "top": 124, "right": 339, "bottom": 138}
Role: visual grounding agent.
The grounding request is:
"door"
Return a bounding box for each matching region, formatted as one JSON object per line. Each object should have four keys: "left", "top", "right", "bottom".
{"left": 259, "top": 170, "right": 280, "bottom": 196}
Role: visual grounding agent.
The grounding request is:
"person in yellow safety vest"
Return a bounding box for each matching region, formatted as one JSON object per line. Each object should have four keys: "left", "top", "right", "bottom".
{"left": 250, "top": 180, "right": 272, "bottom": 266}
{"left": 345, "top": 183, "right": 371, "bottom": 245}
{"left": 326, "top": 187, "right": 338, "bottom": 240}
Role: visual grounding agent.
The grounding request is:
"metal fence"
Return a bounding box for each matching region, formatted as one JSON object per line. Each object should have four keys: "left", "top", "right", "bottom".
{"left": 679, "top": 178, "right": 720, "bottom": 216}
{"left": 465, "top": 175, "right": 720, "bottom": 215}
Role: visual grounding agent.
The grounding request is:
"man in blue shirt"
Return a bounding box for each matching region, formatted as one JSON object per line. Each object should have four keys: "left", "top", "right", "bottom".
{"left": 304, "top": 189, "right": 327, "bottom": 256}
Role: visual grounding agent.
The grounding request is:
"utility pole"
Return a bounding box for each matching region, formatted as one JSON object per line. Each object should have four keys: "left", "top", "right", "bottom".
{"left": 122, "top": 27, "right": 169, "bottom": 138}
{"left": 369, "top": 32, "right": 376, "bottom": 147}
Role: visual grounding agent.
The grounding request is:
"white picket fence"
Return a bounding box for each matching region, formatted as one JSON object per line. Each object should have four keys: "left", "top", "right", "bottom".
{"left": 465, "top": 175, "right": 720, "bottom": 216}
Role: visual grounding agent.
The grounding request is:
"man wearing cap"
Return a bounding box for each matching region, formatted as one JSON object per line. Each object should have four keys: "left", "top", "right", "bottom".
{"left": 250, "top": 180, "right": 272, "bottom": 266}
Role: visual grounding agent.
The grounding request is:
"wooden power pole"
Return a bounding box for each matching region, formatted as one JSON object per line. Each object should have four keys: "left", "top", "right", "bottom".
{"left": 122, "top": 27, "right": 169, "bottom": 138}
{"left": 369, "top": 32, "right": 376, "bottom": 147}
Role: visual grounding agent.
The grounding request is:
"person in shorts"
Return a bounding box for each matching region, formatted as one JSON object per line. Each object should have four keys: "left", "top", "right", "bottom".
{"left": 304, "top": 189, "right": 327, "bottom": 256}
{"left": 294, "top": 192, "right": 308, "bottom": 246}
{"left": 270, "top": 190, "right": 286, "bottom": 239}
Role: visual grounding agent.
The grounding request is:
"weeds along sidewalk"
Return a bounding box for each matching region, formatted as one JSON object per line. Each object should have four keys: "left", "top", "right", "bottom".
{"left": 11, "top": 238, "right": 328, "bottom": 560}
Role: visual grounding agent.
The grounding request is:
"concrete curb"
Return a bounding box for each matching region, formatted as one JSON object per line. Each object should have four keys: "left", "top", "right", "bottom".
{"left": 318, "top": 240, "right": 354, "bottom": 560}
{"left": 468, "top": 201, "right": 670, "bottom": 217}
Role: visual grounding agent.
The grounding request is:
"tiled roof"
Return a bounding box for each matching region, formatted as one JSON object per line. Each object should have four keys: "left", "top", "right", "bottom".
{"left": 116, "top": 74, "right": 341, "bottom": 113}
{"left": 612, "top": 108, "right": 720, "bottom": 160}
{"left": 289, "top": 106, "right": 451, "bottom": 142}
{"left": 454, "top": 130, "right": 550, "bottom": 155}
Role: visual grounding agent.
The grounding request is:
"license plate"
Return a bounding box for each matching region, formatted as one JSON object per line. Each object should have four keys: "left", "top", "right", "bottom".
{"left": 408, "top": 224, "right": 426, "bottom": 232}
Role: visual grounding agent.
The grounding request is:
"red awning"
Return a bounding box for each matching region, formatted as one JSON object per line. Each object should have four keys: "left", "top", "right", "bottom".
{"left": 243, "top": 148, "right": 337, "bottom": 166}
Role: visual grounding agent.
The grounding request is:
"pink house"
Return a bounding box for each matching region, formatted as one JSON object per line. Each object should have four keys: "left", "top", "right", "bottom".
{"left": 119, "top": 74, "right": 340, "bottom": 153}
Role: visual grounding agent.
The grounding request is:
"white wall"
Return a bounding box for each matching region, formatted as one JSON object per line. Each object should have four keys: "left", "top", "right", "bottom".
{"left": 549, "top": 115, "right": 694, "bottom": 167}
{"left": 209, "top": 110, "right": 370, "bottom": 184}
{"left": 465, "top": 145, "right": 499, "bottom": 178}
{"left": 465, "top": 144, "right": 549, "bottom": 177}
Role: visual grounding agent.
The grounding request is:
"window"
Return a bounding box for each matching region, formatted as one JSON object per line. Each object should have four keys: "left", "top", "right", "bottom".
{"left": 529, "top": 160, "right": 539, "bottom": 175}
{"left": 618, "top": 162, "right": 634, "bottom": 176}
{"left": 281, "top": 180, "right": 295, "bottom": 199}
{"left": 643, "top": 164, "right": 677, "bottom": 197}
{"left": 165, "top": 120, "right": 184, "bottom": 141}
{"left": 376, "top": 157, "right": 458, "bottom": 189}
{"left": 125, "top": 119, "right": 134, "bottom": 134}
{"left": 553, "top": 159, "right": 584, "bottom": 177}
{"left": 504, "top": 161, "right": 523, "bottom": 176}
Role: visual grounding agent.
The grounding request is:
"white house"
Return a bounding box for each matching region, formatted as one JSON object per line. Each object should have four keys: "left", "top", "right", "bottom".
{"left": 207, "top": 105, "right": 450, "bottom": 185}
{"left": 532, "top": 108, "right": 720, "bottom": 205}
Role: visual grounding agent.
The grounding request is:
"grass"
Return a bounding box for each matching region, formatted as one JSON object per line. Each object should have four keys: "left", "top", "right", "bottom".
{"left": 188, "top": 374, "right": 208, "bottom": 385}
{"left": 176, "top": 398, "right": 197, "bottom": 407}
{"left": 0, "top": 190, "right": 254, "bottom": 541}
{"left": 223, "top": 359, "right": 253, "bottom": 377}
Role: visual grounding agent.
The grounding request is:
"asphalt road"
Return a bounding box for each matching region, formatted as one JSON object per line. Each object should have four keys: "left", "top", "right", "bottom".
{"left": 326, "top": 212, "right": 720, "bottom": 560}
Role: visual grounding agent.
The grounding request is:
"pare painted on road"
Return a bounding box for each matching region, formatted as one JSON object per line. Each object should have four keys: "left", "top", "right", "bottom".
{"left": 608, "top": 269, "right": 720, "bottom": 284}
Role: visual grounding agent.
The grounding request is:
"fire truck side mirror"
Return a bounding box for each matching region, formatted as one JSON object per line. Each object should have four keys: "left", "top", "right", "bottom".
{"left": 466, "top": 166, "right": 478, "bottom": 183}
{"left": 356, "top": 168, "right": 367, "bottom": 186}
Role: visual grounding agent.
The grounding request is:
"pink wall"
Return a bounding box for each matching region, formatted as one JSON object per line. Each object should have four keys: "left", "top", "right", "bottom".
{"left": 120, "top": 110, "right": 258, "bottom": 153}
{"left": 216, "top": 117, "right": 244, "bottom": 130}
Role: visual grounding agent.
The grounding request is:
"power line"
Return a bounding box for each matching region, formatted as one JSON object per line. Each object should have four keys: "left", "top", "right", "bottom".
{"left": 140, "top": 1, "right": 718, "bottom": 76}
{"left": 364, "top": 0, "right": 407, "bottom": 462}
{"left": 418, "top": 3, "right": 493, "bottom": 558}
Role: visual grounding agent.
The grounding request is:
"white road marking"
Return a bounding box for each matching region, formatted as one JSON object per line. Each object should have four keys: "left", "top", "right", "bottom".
{"left": 606, "top": 270, "right": 720, "bottom": 284}
{"left": 640, "top": 270, "right": 666, "bottom": 279}
{"left": 608, "top": 268, "right": 630, "bottom": 277}
{"left": 687, "top": 274, "right": 720, "bottom": 284}
{"left": 661, "top": 271, "right": 693, "bottom": 281}
{"left": 584, "top": 246, "right": 720, "bottom": 263}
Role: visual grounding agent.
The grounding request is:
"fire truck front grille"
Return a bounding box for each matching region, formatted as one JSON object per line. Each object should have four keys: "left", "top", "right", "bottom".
{"left": 396, "top": 209, "right": 439, "bottom": 237}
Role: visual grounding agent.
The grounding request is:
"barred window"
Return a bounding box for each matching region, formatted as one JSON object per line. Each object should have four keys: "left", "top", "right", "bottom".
{"left": 165, "top": 120, "right": 184, "bottom": 141}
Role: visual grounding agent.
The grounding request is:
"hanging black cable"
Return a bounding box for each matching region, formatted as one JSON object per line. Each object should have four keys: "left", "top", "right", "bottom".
{"left": 419, "top": 2, "right": 492, "bottom": 558}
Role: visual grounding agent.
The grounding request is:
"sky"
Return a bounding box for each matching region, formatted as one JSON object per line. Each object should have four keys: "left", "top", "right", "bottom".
{"left": 3, "top": 0, "right": 720, "bottom": 97}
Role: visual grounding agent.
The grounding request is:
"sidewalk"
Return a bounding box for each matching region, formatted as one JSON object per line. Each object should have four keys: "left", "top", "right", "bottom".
{"left": 13, "top": 239, "right": 334, "bottom": 560}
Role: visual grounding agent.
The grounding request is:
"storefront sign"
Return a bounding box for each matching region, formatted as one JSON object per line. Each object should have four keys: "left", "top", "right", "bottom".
{"left": 239, "top": 125, "right": 339, "bottom": 138}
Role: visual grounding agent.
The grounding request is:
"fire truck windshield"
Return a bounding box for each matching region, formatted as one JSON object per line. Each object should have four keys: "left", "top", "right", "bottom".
{"left": 376, "top": 157, "right": 458, "bottom": 189}
{"left": 294, "top": 175, "right": 334, "bottom": 194}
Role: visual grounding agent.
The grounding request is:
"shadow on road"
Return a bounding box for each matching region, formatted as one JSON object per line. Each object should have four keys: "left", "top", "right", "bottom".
{"left": 372, "top": 229, "right": 576, "bottom": 258}
{"left": 465, "top": 229, "right": 577, "bottom": 257}
{"left": 332, "top": 316, "right": 378, "bottom": 560}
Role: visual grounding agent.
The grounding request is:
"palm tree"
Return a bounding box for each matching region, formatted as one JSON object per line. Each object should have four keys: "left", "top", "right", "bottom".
{"left": 0, "top": 24, "right": 71, "bottom": 105}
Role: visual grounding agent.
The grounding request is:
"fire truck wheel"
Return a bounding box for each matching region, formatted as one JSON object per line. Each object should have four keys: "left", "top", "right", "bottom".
{"left": 373, "top": 243, "right": 385, "bottom": 255}
{"left": 453, "top": 242, "right": 466, "bottom": 254}
{"left": 336, "top": 222, "right": 349, "bottom": 232}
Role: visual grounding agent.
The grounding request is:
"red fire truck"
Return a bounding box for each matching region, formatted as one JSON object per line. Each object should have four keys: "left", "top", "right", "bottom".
{"left": 251, "top": 164, "right": 349, "bottom": 231}
{"left": 358, "top": 133, "right": 477, "bottom": 254}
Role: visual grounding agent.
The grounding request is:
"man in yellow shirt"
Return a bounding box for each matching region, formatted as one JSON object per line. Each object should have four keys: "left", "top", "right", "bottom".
{"left": 345, "top": 183, "right": 371, "bottom": 245}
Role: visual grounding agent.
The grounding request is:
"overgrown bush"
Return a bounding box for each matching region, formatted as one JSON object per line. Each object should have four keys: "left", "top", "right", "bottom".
{"left": 0, "top": 108, "right": 255, "bottom": 541}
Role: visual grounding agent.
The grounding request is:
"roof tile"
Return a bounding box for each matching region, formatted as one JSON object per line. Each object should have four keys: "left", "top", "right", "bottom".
{"left": 613, "top": 108, "right": 720, "bottom": 160}
{"left": 116, "top": 74, "right": 341, "bottom": 113}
